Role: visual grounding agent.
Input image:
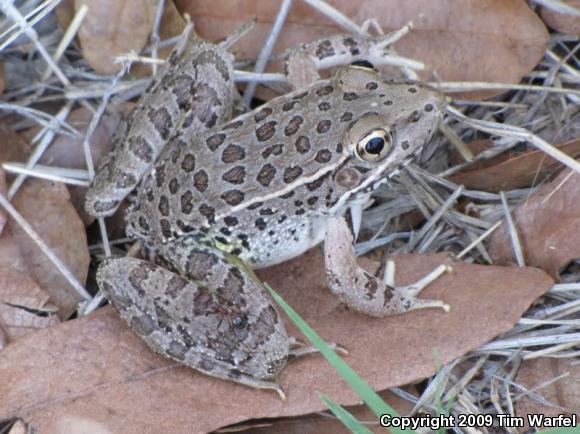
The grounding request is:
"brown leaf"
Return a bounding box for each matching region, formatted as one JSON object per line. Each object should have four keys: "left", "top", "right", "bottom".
{"left": 515, "top": 358, "right": 580, "bottom": 431}
{"left": 0, "top": 250, "right": 552, "bottom": 433}
{"left": 0, "top": 266, "right": 60, "bottom": 344}
{"left": 538, "top": 0, "right": 580, "bottom": 35}
{"left": 0, "top": 167, "right": 7, "bottom": 235}
{"left": 489, "top": 169, "right": 580, "bottom": 279}
{"left": 450, "top": 138, "right": 580, "bottom": 192}
{"left": 177, "top": 0, "right": 548, "bottom": 99}
{"left": 243, "top": 390, "right": 413, "bottom": 434}
{"left": 0, "top": 180, "right": 89, "bottom": 317}
{"left": 75, "top": 0, "right": 185, "bottom": 75}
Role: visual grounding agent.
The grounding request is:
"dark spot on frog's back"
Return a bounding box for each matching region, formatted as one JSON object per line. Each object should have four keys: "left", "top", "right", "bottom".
{"left": 257, "top": 163, "right": 276, "bottom": 187}
{"left": 343, "top": 92, "right": 359, "bottom": 101}
{"left": 340, "top": 112, "right": 353, "bottom": 122}
{"left": 221, "top": 144, "right": 246, "bottom": 163}
{"left": 316, "top": 120, "right": 332, "bottom": 134}
{"left": 206, "top": 133, "right": 226, "bottom": 151}
{"left": 193, "top": 169, "right": 209, "bottom": 192}
{"left": 169, "top": 178, "right": 179, "bottom": 194}
{"left": 284, "top": 115, "right": 303, "bottom": 136}
{"left": 366, "top": 81, "right": 378, "bottom": 90}
{"left": 158, "top": 195, "right": 170, "bottom": 216}
{"left": 315, "top": 149, "right": 332, "bottom": 163}
{"left": 424, "top": 103, "right": 434, "bottom": 112}
{"left": 408, "top": 87, "right": 417, "bottom": 93}
{"left": 181, "top": 153, "right": 195, "bottom": 172}
{"left": 254, "top": 107, "right": 273, "bottom": 123}
{"left": 180, "top": 191, "right": 194, "bottom": 214}
{"left": 198, "top": 204, "right": 216, "bottom": 223}
{"left": 155, "top": 164, "right": 166, "bottom": 187}
{"left": 221, "top": 190, "right": 245, "bottom": 206}
{"left": 261, "top": 144, "right": 284, "bottom": 159}
{"left": 255, "top": 120, "right": 277, "bottom": 142}
{"left": 295, "top": 136, "right": 311, "bottom": 154}
{"left": 283, "top": 166, "right": 303, "bottom": 183}
{"left": 222, "top": 166, "right": 246, "bottom": 185}
{"left": 147, "top": 107, "right": 173, "bottom": 140}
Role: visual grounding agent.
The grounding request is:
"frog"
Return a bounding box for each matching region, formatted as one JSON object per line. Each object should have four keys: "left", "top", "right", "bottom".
{"left": 86, "top": 24, "right": 448, "bottom": 398}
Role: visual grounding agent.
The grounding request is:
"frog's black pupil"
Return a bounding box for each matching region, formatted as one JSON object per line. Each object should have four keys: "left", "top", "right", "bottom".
{"left": 365, "top": 137, "right": 385, "bottom": 155}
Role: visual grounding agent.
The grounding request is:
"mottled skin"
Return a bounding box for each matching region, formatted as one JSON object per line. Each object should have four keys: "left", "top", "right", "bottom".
{"left": 87, "top": 31, "right": 447, "bottom": 397}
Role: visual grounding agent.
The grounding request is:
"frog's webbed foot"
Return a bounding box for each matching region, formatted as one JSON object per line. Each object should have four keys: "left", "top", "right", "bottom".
{"left": 287, "top": 337, "right": 348, "bottom": 359}
{"left": 324, "top": 215, "right": 450, "bottom": 317}
{"left": 98, "top": 242, "right": 291, "bottom": 398}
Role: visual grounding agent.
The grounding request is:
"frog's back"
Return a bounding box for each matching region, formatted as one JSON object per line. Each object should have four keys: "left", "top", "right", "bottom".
{"left": 127, "top": 68, "right": 444, "bottom": 245}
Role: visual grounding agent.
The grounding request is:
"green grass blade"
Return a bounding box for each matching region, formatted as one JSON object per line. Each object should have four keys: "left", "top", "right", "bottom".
{"left": 318, "top": 393, "right": 374, "bottom": 434}
{"left": 266, "top": 283, "right": 415, "bottom": 434}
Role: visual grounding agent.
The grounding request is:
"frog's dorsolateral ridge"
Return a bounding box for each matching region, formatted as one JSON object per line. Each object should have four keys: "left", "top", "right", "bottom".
{"left": 86, "top": 30, "right": 447, "bottom": 397}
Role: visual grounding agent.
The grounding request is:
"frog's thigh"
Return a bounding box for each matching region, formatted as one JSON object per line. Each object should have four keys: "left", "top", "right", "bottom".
{"left": 98, "top": 255, "right": 289, "bottom": 393}
{"left": 324, "top": 215, "right": 448, "bottom": 317}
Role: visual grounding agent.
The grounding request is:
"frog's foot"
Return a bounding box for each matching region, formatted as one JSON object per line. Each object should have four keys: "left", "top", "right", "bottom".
{"left": 324, "top": 215, "right": 450, "bottom": 317}
{"left": 287, "top": 337, "right": 348, "bottom": 359}
{"left": 283, "top": 26, "right": 415, "bottom": 89}
{"left": 98, "top": 252, "right": 291, "bottom": 399}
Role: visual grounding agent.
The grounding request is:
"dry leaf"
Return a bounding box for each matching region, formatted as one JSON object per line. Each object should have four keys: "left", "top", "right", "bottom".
{"left": 0, "top": 180, "right": 89, "bottom": 317}
{"left": 450, "top": 138, "right": 580, "bottom": 192}
{"left": 75, "top": 0, "right": 185, "bottom": 74}
{"left": 244, "top": 390, "right": 413, "bottom": 434}
{"left": 0, "top": 250, "right": 552, "bottom": 433}
{"left": 0, "top": 167, "right": 7, "bottom": 235}
{"left": 538, "top": 0, "right": 580, "bottom": 35}
{"left": 177, "top": 0, "right": 548, "bottom": 99}
{"left": 0, "top": 121, "right": 31, "bottom": 165}
{"left": 489, "top": 169, "right": 580, "bottom": 279}
{"left": 515, "top": 358, "right": 580, "bottom": 431}
{"left": 0, "top": 266, "right": 60, "bottom": 343}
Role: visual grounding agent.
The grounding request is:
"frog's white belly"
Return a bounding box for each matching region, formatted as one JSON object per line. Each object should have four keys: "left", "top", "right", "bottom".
{"left": 240, "top": 215, "right": 328, "bottom": 268}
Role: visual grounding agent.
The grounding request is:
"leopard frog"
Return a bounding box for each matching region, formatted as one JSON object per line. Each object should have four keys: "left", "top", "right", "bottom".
{"left": 86, "top": 28, "right": 447, "bottom": 397}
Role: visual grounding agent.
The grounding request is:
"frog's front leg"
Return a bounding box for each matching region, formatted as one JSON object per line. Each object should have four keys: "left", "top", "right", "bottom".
{"left": 324, "top": 214, "right": 450, "bottom": 317}
{"left": 97, "top": 242, "right": 290, "bottom": 398}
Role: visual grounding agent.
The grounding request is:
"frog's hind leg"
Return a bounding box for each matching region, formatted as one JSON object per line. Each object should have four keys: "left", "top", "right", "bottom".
{"left": 85, "top": 23, "right": 237, "bottom": 217}
{"left": 98, "top": 243, "right": 290, "bottom": 397}
{"left": 324, "top": 214, "right": 450, "bottom": 317}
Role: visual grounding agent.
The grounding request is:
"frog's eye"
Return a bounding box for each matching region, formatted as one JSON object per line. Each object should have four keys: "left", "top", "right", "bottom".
{"left": 355, "top": 129, "right": 392, "bottom": 162}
